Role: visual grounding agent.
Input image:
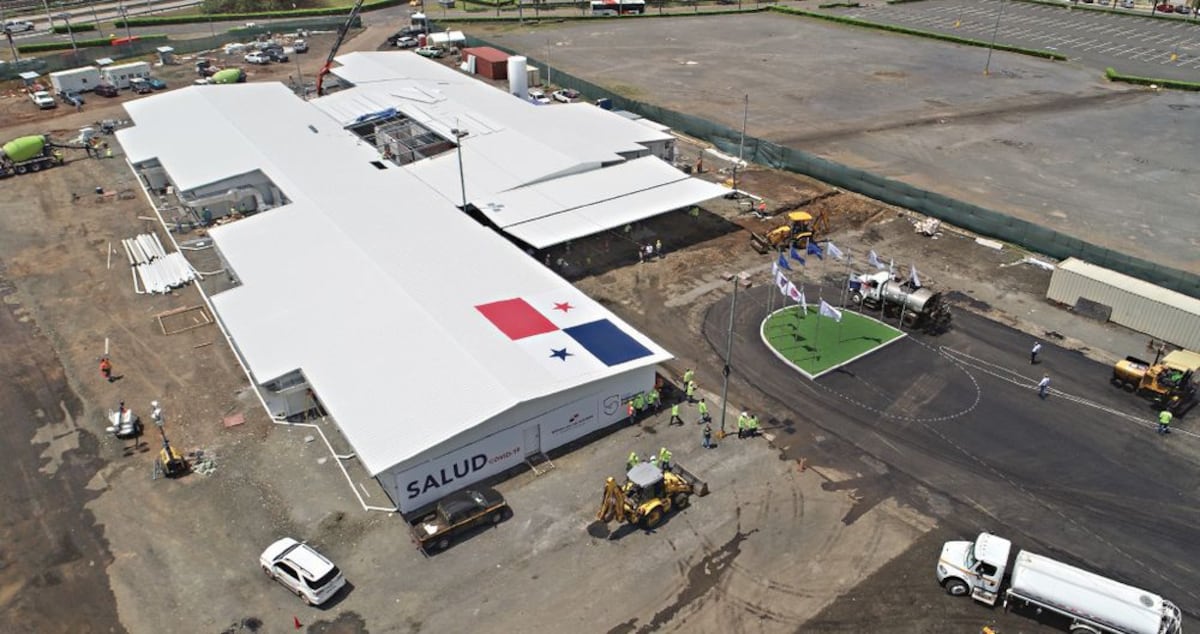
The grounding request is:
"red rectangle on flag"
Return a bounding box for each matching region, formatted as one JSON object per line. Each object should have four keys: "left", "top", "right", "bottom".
{"left": 476, "top": 298, "right": 558, "bottom": 340}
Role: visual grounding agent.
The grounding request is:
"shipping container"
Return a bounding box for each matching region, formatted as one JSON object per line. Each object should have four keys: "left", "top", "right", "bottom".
{"left": 462, "top": 46, "right": 509, "bottom": 80}
{"left": 100, "top": 61, "right": 151, "bottom": 89}
{"left": 49, "top": 66, "right": 101, "bottom": 94}
{"left": 1047, "top": 258, "right": 1200, "bottom": 350}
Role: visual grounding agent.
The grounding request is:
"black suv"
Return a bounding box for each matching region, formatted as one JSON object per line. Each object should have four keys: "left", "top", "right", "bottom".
{"left": 94, "top": 83, "right": 119, "bottom": 98}
{"left": 264, "top": 47, "right": 289, "bottom": 63}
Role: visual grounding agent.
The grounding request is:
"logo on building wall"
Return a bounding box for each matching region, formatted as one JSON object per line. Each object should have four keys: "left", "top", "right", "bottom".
{"left": 602, "top": 393, "right": 620, "bottom": 416}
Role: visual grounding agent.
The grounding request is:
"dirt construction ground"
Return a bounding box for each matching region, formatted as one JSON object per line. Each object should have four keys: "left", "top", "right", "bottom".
{"left": 2, "top": 16, "right": 1198, "bottom": 634}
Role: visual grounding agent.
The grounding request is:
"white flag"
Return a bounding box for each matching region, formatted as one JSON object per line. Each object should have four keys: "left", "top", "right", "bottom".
{"left": 868, "top": 250, "right": 886, "bottom": 271}
{"left": 819, "top": 299, "right": 843, "bottom": 322}
{"left": 776, "top": 270, "right": 790, "bottom": 297}
{"left": 909, "top": 265, "right": 921, "bottom": 288}
{"left": 786, "top": 282, "right": 805, "bottom": 310}
{"left": 826, "top": 241, "right": 845, "bottom": 260}
{"left": 771, "top": 259, "right": 780, "bottom": 278}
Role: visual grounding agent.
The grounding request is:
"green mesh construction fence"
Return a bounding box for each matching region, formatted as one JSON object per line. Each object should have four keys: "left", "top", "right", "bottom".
{"left": 465, "top": 34, "right": 1200, "bottom": 299}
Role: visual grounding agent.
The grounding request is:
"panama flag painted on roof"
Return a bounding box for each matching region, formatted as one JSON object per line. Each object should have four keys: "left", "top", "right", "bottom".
{"left": 475, "top": 291, "right": 654, "bottom": 376}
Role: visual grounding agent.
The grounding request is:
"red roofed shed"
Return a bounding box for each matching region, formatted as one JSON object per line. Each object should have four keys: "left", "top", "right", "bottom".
{"left": 462, "top": 46, "right": 510, "bottom": 80}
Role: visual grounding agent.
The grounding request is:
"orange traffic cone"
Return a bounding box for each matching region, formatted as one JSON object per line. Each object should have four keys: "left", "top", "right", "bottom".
{"left": 294, "top": 616, "right": 302, "bottom": 629}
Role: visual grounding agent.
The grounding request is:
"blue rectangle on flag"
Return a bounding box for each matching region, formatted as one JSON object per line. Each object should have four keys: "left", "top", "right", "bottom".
{"left": 563, "top": 319, "right": 652, "bottom": 367}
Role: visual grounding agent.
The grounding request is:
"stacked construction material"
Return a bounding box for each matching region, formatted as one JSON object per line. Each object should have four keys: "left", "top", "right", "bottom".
{"left": 121, "top": 233, "right": 196, "bottom": 294}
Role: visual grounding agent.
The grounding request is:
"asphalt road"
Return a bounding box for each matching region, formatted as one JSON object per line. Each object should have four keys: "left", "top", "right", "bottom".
{"left": 830, "top": 0, "right": 1200, "bottom": 81}
{"left": 705, "top": 285, "right": 1200, "bottom": 618}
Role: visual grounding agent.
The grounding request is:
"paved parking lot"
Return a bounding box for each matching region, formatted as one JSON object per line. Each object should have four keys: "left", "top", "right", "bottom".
{"left": 831, "top": 0, "right": 1200, "bottom": 80}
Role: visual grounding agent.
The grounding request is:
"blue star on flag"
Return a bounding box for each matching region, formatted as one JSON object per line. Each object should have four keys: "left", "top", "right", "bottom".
{"left": 550, "top": 348, "right": 573, "bottom": 361}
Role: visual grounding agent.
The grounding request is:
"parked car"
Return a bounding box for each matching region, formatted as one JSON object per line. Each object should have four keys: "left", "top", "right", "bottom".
{"left": 259, "top": 538, "right": 346, "bottom": 606}
{"left": 1120, "top": 0, "right": 1135, "bottom": 7}
{"left": 527, "top": 87, "right": 551, "bottom": 104}
{"left": 264, "top": 48, "right": 289, "bottom": 62}
{"left": 146, "top": 77, "right": 167, "bottom": 90}
{"left": 94, "top": 82, "right": 119, "bottom": 97}
{"left": 387, "top": 26, "right": 422, "bottom": 45}
{"left": 58, "top": 90, "right": 84, "bottom": 106}
{"left": 395, "top": 36, "right": 419, "bottom": 49}
{"left": 409, "top": 488, "right": 509, "bottom": 553}
{"left": 415, "top": 46, "right": 444, "bottom": 58}
{"left": 292, "top": 39, "right": 308, "bottom": 53}
{"left": 244, "top": 52, "right": 269, "bottom": 65}
{"left": 129, "top": 77, "right": 153, "bottom": 94}
{"left": 1155, "top": 3, "right": 1174, "bottom": 12}
{"left": 30, "top": 90, "right": 56, "bottom": 109}
{"left": 3, "top": 20, "right": 35, "bottom": 33}
{"left": 552, "top": 88, "right": 581, "bottom": 103}
{"left": 1174, "top": 4, "right": 1190, "bottom": 13}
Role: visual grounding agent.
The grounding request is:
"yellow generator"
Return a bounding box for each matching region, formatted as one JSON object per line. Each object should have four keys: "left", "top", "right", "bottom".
{"left": 1111, "top": 349, "right": 1199, "bottom": 415}
{"left": 596, "top": 462, "right": 708, "bottom": 530}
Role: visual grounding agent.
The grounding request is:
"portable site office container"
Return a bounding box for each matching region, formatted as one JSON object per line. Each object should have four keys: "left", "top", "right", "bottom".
{"left": 49, "top": 67, "right": 102, "bottom": 94}
{"left": 1047, "top": 258, "right": 1200, "bottom": 350}
{"left": 100, "top": 61, "right": 151, "bottom": 89}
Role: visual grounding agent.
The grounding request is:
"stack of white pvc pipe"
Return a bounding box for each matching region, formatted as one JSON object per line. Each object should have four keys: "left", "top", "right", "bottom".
{"left": 121, "top": 233, "right": 197, "bottom": 294}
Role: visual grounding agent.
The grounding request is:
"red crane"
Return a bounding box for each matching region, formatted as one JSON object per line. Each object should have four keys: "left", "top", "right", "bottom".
{"left": 315, "top": 0, "right": 365, "bottom": 97}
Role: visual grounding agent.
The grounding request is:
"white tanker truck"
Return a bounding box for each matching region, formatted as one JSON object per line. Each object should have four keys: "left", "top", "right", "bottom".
{"left": 848, "top": 269, "right": 951, "bottom": 333}
{"left": 937, "top": 533, "right": 1183, "bottom": 634}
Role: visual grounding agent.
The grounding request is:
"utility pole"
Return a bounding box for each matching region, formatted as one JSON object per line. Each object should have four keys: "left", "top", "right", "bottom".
{"left": 56, "top": 14, "right": 79, "bottom": 55}
{"left": 718, "top": 277, "right": 738, "bottom": 436}
{"left": 731, "top": 94, "right": 748, "bottom": 198}
{"left": 87, "top": 0, "right": 100, "bottom": 26}
{"left": 40, "top": 0, "right": 54, "bottom": 32}
{"left": 119, "top": 4, "right": 133, "bottom": 43}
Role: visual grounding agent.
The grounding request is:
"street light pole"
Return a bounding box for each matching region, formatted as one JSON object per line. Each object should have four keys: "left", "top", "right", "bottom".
{"left": 56, "top": 14, "right": 79, "bottom": 55}
{"left": 119, "top": 4, "right": 133, "bottom": 42}
{"left": 717, "top": 277, "right": 738, "bottom": 436}
{"left": 40, "top": 0, "right": 54, "bottom": 32}
{"left": 452, "top": 122, "right": 468, "bottom": 209}
{"left": 984, "top": 0, "right": 1007, "bottom": 76}
{"left": 88, "top": 0, "right": 101, "bottom": 26}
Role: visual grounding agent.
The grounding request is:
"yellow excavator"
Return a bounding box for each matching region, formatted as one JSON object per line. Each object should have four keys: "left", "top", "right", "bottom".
{"left": 596, "top": 462, "right": 708, "bottom": 530}
{"left": 749, "top": 210, "right": 829, "bottom": 254}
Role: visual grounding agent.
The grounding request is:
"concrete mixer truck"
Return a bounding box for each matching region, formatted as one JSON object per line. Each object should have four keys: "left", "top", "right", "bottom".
{"left": 0, "top": 135, "right": 63, "bottom": 177}
{"left": 848, "top": 269, "right": 952, "bottom": 334}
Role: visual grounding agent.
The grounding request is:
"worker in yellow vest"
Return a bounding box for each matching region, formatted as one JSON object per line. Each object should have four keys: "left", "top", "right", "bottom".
{"left": 658, "top": 447, "right": 672, "bottom": 471}
{"left": 646, "top": 388, "right": 660, "bottom": 411}
{"left": 627, "top": 451, "right": 640, "bottom": 470}
{"left": 747, "top": 414, "right": 760, "bottom": 437}
{"left": 737, "top": 411, "right": 748, "bottom": 439}
{"left": 697, "top": 398, "right": 710, "bottom": 423}
{"left": 633, "top": 392, "right": 646, "bottom": 413}
{"left": 685, "top": 380, "right": 696, "bottom": 403}
{"left": 670, "top": 402, "right": 683, "bottom": 426}
{"left": 683, "top": 368, "right": 695, "bottom": 385}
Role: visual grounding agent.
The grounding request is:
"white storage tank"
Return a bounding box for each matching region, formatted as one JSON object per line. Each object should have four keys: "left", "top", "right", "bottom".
{"left": 507, "top": 55, "right": 528, "bottom": 99}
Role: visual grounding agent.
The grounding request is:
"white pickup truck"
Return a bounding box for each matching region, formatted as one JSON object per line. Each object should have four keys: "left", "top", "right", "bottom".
{"left": 29, "top": 90, "right": 57, "bottom": 109}
{"left": 937, "top": 533, "right": 1182, "bottom": 634}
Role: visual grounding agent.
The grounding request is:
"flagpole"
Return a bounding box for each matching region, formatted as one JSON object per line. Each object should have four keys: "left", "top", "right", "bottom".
{"left": 840, "top": 254, "right": 851, "bottom": 309}
{"left": 898, "top": 289, "right": 908, "bottom": 330}
{"left": 768, "top": 251, "right": 776, "bottom": 313}
{"left": 814, "top": 296, "right": 822, "bottom": 360}
{"left": 718, "top": 277, "right": 738, "bottom": 437}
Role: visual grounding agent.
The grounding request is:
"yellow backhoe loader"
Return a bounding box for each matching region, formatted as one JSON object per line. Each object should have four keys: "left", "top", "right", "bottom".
{"left": 595, "top": 462, "right": 708, "bottom": 530}
{"left": 750, "top": 210, "right": 829, "bottom": 254}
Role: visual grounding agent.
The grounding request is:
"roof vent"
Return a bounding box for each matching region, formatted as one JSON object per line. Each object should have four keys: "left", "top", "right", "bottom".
{"left": 308, "top": 124, "right": 318, "bottom": 134}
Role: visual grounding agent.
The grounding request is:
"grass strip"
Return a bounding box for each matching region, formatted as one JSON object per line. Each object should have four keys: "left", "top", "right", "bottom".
{"left": 1105, "top": 66, "right": 1200, "bottom": 90}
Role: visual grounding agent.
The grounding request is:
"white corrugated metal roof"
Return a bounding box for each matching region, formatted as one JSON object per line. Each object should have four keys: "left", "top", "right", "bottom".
{"left": 118, "top": 83, "right": 671, "bottom": 476}
{"left": 1059, "top": 258, "right": 1200, "bottom": 315}
{"left": 315, "top": 52, "right": 674, "bottom": 181}
{"left": 478, "top": 156, "right": 727, "bottom": 249}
